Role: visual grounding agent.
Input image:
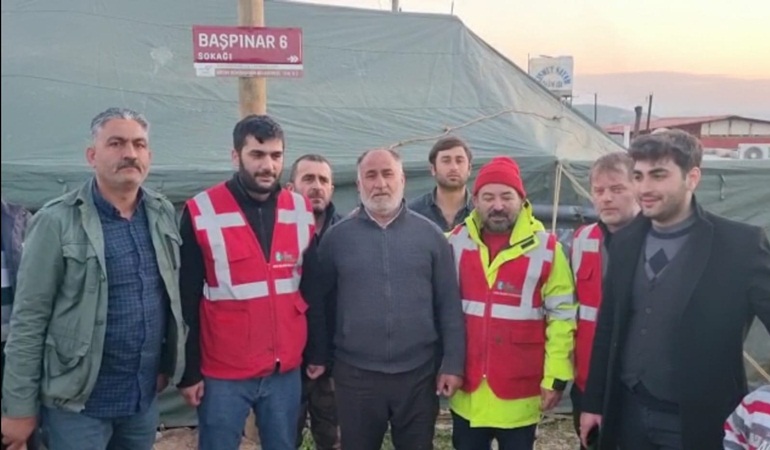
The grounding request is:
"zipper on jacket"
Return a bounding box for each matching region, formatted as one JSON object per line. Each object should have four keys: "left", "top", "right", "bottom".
{"left": 382, "top": 229, "right": 392, "bottom": 363}
{"left": 482, "top": 289, "right": 493, "bottom": 378}
{"left": 260, "top": 207, "right": 280, "bottom": 367}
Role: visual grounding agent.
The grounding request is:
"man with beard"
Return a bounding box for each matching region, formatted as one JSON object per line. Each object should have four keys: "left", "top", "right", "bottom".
{"left": 569, "top": 152, "right": 640, "bottom": 449}
{"left": 177, "top": 115, "right": 328, "bottom": 450}
{"left": 409, "top": 136, "right": 473, "bottom": 232}
{"left": 286, "top": 154, "right": 342, "bottom": 450}
{"left": 1, "top": 108, "right": 186, "bottom": 450}
{"left": 447, "top": 156, "right": 576, "bottom": 450}
{"left": 579, "top": 130, "right": 770, "bottom": 450}
{"left": 313, "top": 148, "right": 465, "bottom": 450}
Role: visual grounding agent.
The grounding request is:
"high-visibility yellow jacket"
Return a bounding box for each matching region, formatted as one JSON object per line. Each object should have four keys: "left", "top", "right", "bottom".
{"left": 448, "top": 203, "right": 576, "bottom": 428}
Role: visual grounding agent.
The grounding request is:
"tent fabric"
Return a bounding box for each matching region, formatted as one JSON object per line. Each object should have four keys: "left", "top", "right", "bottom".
{"left": 1, "top": 0, "right": 622, "bottom": 210}
{"left": 3, "top": 0, "right": 768, "bottom": 428}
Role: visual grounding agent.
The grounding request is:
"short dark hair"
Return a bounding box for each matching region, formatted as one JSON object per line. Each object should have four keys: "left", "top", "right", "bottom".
{"left": 589, "top": 151, "right": 635, "bottom": 183}
{"left": 233, "top": 114, "right": 284, "bottom": 153}
{"left": 629, "top": 130, "right": 703, "bottom": 174}
{"left": 428, "top": 136, "right": 472, "bottom": 165}
{"left": 289, "top": 154, "right": 332, "bottom": 183}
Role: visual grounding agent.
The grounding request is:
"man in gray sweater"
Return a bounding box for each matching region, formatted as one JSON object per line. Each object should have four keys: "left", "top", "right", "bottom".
{"left": 312, "top": 148, "right": 465, "bottom": 450}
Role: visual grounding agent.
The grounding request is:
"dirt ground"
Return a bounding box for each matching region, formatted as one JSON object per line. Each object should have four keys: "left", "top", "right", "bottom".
{"left": 153, "top": 411, "right": 579, "bottom": 450}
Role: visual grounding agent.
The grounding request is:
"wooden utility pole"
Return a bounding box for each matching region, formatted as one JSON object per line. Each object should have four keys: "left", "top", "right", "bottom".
{"left": 238, "top": 0, "right": 267, "bottom": 117}
{"left": 593, "top": 93, "right": 598, "bottom": 123}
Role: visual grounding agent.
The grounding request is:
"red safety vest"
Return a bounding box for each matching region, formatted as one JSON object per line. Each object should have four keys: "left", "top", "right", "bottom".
{"left": 571, "top": 223, "right": 604, "bottom": 391}
{"left": 448, "top": 225, "right": 557, "bottom": 400}
{"left": 186, "top": 183, "right": 315, "bottom": 380}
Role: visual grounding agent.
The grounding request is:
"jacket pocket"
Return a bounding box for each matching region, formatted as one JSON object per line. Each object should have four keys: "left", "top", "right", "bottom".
{"left": 42, "top": 332, "right": 91, "bottom": 401}
{"left": 61, "top": 243, "right": 100, "bottom": 296}
{"left": 163, "top": 232, "right": 182, "bottom": 271}
{"left": 45, "top": 332, "right": 89, "bottom": 377}
{"left": 508, "top": 324, "right": 547, "bottom": 378}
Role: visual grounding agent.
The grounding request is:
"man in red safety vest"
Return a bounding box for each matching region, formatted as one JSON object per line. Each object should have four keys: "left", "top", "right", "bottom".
{"left": 570, "top": 152, "right": 639, "bottom": 448}
{"left": 448, "top": 156, "right": 577, "bottom": 450}
{"left": 177, "top": 115, "right": 328, "bottom": 450}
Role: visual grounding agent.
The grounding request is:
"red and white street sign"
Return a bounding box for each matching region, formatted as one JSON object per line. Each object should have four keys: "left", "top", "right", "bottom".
{"left": 192, "top": 25, "right": 303, "bottom": 78}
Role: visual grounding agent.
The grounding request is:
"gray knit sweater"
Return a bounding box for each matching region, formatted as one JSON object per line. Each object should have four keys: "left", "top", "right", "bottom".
{"left": 315, "top": 204, "right": 465, "bottom": 376}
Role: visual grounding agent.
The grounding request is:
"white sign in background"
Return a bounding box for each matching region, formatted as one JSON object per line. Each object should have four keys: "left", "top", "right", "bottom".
{"left": 528, "top": 56, "right": 574, "bottom": 97}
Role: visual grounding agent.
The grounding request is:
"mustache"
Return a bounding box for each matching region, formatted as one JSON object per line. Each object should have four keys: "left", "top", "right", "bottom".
{"left": 117, "top": 160, "right": 140, "bottom": 171}
{"left": 307, "top": 189, "right": 324, "bottom": 198}
{"left": 253, "top": 170, "right": 275, "bottom": 178}
{"left": 488, "top": 210, "right": 507, "bottom": 218}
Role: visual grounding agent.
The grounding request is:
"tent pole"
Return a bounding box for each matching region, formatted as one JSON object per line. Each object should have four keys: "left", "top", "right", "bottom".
{"left": 551, "top": 162, "right": 563, "bottom": 233}
{"left": 238, "top": 0, "right": 267, "bottom": 117}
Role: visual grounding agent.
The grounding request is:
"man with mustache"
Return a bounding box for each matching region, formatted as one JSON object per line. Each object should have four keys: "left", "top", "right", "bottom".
{"left": 286, "top": 154, "right": 342, "bottom": 450}
{"left": 447, "top": 156, "right": 576, "bottom": 450}
{"left": 1, "top": 107, "right": 186, "bottom": 450}
{"left": 569, "top": 152, "right": 640, "bottom": 449}
{"left": 177, "top": 115, "right": 328, "bottom": 450}
{"left": 409, "top": 136, "right": 473, "bottom": 232}
{"left": 312, "top": 148, "right": 465, "bottom": 449}
{"left": 579, "top": 130, "right": 770, "bottom": 450}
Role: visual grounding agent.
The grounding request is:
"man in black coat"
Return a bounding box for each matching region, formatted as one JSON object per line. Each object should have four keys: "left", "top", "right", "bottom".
{"left": 579, "top": 130, "right": 770, "bottom": 450}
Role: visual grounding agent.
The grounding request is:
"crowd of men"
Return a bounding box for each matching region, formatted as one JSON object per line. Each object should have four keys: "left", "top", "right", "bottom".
{"left": 1, "top": 107, "right": 769, "bottom": 450}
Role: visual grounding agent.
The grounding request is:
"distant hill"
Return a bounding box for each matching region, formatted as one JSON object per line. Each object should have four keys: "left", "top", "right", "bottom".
{"left": 572, "top": 104, "right": 650, "bottom": 126}
{"left": 574, "top": 72, "right": 770, "bottom": 120}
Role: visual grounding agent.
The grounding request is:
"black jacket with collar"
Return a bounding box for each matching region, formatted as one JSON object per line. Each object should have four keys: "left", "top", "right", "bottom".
{"left": 582, "top": 198, "right": 770, "bottom": 450}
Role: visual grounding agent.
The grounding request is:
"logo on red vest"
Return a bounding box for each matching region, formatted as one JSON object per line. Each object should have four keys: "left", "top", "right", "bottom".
{"left": 495, "top": 281, "right": 522, "bottom": 297}
{"left": 274, "top": 251, "right": 296, "bottom": 263}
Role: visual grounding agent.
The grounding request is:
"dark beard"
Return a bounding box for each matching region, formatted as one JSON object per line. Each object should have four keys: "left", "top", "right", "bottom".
{"left": 436, "top": 177, "right": 466, "bottom": 191}
{"left": 237, "top": 164, "right": 279, "bottom": 195}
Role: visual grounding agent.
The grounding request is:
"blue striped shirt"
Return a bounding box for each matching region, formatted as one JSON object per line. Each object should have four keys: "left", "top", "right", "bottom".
{"left": 83, "top": 185, "right": 167, "bottom": 418}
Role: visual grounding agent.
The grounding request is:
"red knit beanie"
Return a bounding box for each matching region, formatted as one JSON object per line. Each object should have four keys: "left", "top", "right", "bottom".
{"left": 473, "top": 156, "right": 527, "bottom": 198}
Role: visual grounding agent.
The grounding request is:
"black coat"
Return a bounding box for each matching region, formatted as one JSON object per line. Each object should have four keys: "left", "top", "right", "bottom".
{"left": 582, "top": 199, "right": 770, "bottom": 450}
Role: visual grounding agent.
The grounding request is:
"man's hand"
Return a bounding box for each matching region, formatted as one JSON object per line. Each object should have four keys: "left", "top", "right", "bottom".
{"left": 179, "top": 380, "right": 205, "bottom": 407}
{"left": 579, "top": 412, "right": 603, "bottom": 448}
{"left": 1, "top": 416, "right": 37, "bottom": 450}
{"left": 540, "top": 387, "right": 562, "bottom": 411}
{"left": 306, "top": 365, "right": 326, "bottom": 380}
{"left": 435, "top": 374, "right": 463, "bottom": 397}
{"left": 156, "top": 374, "right": 169, "bottom": 393}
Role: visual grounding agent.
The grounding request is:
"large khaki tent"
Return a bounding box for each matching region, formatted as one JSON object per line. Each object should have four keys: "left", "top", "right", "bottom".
{"left": 2, "top": 0, "right": 768, "bottom": 428}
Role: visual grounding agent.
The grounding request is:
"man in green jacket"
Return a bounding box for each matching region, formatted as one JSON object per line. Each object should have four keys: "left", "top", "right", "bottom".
{"left": 0, "top": 107, "right": 186, "bottom": 450}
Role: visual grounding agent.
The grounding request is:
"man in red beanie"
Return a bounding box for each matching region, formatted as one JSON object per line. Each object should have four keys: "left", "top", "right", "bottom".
{"left": 447, "top": 156, "right": 577, "bottom": 450}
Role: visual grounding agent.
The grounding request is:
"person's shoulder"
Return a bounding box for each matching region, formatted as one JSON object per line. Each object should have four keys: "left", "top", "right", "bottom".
{"left": 35, "top": 189, "right": 80, "bottom": 218}
{"left": 405, "top": 209, "right": 446, "bottom": 238}
{"left": 705, "top": 210, "right": 762, "bottom": 235}
{"left": 739, "top": 385, "right": 770, "bottom": 415}
{"left": 321, "top": 213, "right": 360, "bottom": 243}
{"left": 144, "top": 186, "right": 176, "bottom": 214}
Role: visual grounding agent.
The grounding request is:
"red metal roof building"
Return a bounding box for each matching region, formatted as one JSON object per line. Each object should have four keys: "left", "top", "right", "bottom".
{"left": 604, "top": 116, "right": 770, "bottom": 153}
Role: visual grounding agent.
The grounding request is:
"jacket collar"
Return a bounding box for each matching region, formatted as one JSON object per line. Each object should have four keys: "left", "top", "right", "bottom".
{"left": 356, "top": 199, "right": 408, "bottom": 227}
{"left": 465, "top": 201, "right": 545, "bottom": 248}
{"left": 65, "top": 178, "right": 166, "bottom": 213}
{"left": 429, "top": 187, "right": 473, "bottom": 210}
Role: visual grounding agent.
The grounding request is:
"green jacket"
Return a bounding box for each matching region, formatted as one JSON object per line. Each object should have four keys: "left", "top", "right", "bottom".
{"left": 1, "top": 180, "right": 187, "bottom": 417}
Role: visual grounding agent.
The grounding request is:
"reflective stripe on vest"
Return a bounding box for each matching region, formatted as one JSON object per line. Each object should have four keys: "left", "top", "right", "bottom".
{"left": 451, "top": 228, "right": 553, "bottom": 322}
{"left": 192, "top": 189, "right": 310, "bottom": 301}
{"left": 578, "top": 304, "right": 598, "bottom": 321}
{"left": 571, "top": 223, "right": 602, "bottom": 322}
